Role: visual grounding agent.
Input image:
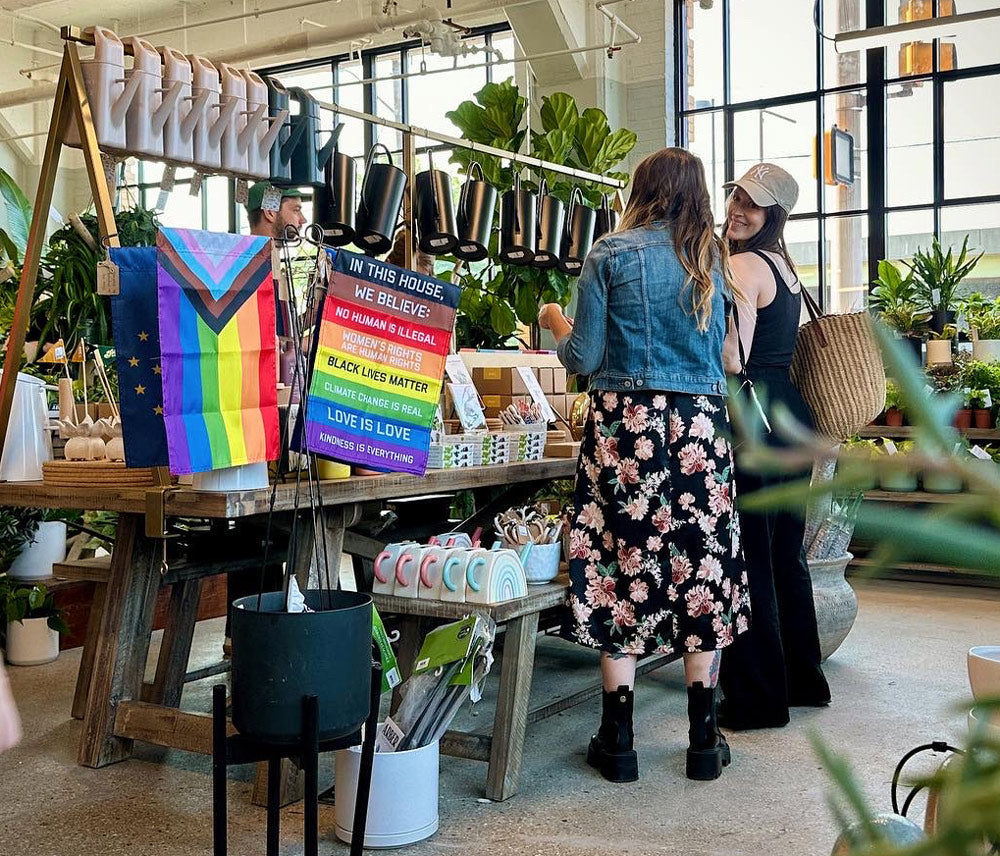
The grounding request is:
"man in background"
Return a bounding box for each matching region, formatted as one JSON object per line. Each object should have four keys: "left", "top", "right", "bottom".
{"left": 247, "top": 182, "right": 307, "bottom": 239}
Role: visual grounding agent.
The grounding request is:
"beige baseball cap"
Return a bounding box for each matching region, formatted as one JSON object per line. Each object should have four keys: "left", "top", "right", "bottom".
{"left": 724, "top": 163, "right": 799, "bottom": 213}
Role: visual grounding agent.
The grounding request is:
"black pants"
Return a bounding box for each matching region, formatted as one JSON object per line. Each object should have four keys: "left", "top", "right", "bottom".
{"left": 719, "top": 371, "right": 830, "bottom": 727}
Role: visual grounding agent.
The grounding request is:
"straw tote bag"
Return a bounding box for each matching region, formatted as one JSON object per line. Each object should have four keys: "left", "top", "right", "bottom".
{"left": 789, "top": 288, "right": 886, "bottom": 442}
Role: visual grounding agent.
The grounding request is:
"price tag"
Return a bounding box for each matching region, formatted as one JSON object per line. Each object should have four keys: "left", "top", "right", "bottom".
{"left": 883, "top": 439, "right": 898, "bottom": 455}
{"left": 235, "top": 178, "right": 249, "bottom": 206}
{"left": 261, "top": 185, "right": 282, "bottom": 212}
{"left": 516, "top": 366, "right": 557, "bottom": 423}
{"left": 189, "top": 171, "right": 204, "bottom": 197}
{"left": 970, "top": 444, "right": 993, "bottom": 460}
{"left": 160, "top": 165, "right": 177, "bottom": 192}
{"left": 96, "top": 259, "right": 120, "bottom": 296}
{"left": 931, "top": 288, "right": 941, "bottom": 305}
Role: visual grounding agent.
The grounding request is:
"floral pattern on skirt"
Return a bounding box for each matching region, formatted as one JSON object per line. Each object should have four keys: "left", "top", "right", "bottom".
{"left": 565, "top": 390, "right": 751, "bottom": 656}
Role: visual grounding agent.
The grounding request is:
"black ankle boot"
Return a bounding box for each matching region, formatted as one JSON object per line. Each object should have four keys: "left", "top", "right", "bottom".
{"left": 686, "top": 682, "right": 731, "bottom": 781}
{"left": 587, "top": 685, "right": 638, "bottom": 782}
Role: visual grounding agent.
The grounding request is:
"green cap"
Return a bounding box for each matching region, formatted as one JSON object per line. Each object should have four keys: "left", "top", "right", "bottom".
{"left": 246, "top": 183, "right": 307, "bottom": 213}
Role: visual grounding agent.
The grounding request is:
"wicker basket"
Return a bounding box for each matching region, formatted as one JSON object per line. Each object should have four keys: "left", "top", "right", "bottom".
{"left": 790, "top": 294, "right": 886, "bottom": 442}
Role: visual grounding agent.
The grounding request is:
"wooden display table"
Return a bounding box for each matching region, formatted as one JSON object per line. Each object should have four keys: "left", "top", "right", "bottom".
{"left": 0, "top": 459, "right": 576, "bottom": 772}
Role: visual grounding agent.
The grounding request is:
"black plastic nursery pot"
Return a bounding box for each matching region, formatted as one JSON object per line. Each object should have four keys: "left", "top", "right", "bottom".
{"left": 231, "top": 589, "right": 373, "bottom": 745}
{"left": 929, "top": 309, "right": 956, "bottom": 335}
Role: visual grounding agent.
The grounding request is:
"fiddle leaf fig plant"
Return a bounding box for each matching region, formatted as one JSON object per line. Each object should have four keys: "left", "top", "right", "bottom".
{"left": 446, "top": 80, "right": 636, "bottom": 348}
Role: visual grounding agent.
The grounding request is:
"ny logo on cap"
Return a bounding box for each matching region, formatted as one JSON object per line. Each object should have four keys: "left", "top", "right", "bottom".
{"left": 750, "top": 165, "right": 771, "bottom": 181}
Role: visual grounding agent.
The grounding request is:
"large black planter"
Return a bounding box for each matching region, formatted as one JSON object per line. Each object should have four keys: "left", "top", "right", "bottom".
{"left": 231, "top": 589, "right": 373, "bottom": 745}
{"left": 929, "top": 309, "right": 956, "bottom": 335}
{"left": 902, "top": 335, "right": 924, "bottom": 364}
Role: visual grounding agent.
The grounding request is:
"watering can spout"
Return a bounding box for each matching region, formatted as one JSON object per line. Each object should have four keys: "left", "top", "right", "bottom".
{"left": 180, "top": 88, "right": 211, "bottom": 137}
{"left": 209, "top": 97, "right": 239, "bottom": 146}
{"left": 112, "top": 71, "right": 144, "bottom": 124}
{"left": 317, "top": 130, "right": 338, "bottom": 170}
{"left": 151, "top": 80, "right": 184, "bottom": 133}
{"left": 238, "top": 103, "right": 267, "bottom": 152}
{"left": 258, "top": 108, "right": 289, "bottom": 157}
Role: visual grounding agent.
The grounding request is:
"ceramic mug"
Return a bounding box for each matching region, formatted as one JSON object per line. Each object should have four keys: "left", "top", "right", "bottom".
{"left": 438, "top": 548, "right": 471, "bottom": 603}
{"left": 466, "top": 548, "right": 526, "bottom": 604}
{"left": 416, "top": 546, "right": 448, "bottom": 599}
{"left": 372, "top": 541, "right": 416, "bottom": 595}
{"left": 392, "top": 544, "right": 425, "bottom": 598}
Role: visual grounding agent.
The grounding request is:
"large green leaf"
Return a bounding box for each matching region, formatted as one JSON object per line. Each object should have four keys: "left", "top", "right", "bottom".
{"left": 574, "top": 108, "right": 611, "bottom": 168}
{"left": 0, "top": 168, "right": 32, "bottom": 261}
{"left": 539, "top": 93, "right": 578, "bottom": 134}
{"left": 446, "top": 102, "right": 492, "bottom": 144}
{"left": 514, "top": 281, "right": 541, "bottom": 325}
{"left": 594, "top": 128, "right": 638, "bottom": 173}
{"left": 489, "top": 299, "right": 518, "bottom": 336}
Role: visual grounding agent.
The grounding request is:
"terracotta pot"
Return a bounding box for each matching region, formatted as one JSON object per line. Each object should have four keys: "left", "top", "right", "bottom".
{"left": 925, "top": 339, "right": 953, "bottom": 366}
{"left": 808, "top": 552, "right": 858, "bottom": 662}
{"left": 885, "top": 408, "right": 904, "bottom": 427}
{"left": 973, "top": 409, "right": 994, "bottom": 429}
{"left": 955, "top": 409, "right": 972, "bottom": 431}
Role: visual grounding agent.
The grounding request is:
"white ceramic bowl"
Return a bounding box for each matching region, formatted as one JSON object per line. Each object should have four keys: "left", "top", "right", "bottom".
{"left": 967, "top": 646, "right": 1000, "bottom": 702}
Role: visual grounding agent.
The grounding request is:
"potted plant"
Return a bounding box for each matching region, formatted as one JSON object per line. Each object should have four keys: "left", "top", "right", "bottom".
{"left": 926, "top": 323, "right": 956, "bottom": 367}
{"left": 870, "top": 260, "right": 930, "bottom": 360}
{"left": 879, "top": 440, "right": 919, "bottom": 492}
{"left": 922, "top": 441, "right": 967, "bottom": 494}
{"left": 0, "top": 507, "right": 73, "bottom": 581}
{"left": 1, "top": 577, "right": 69, "bottom": 665}
{"left": 968, "top": 389, "right": 994, "bottom": 429}
{"left": 908, "top": 236, "right": 984, "bottom": 334}
{"left": 883, "top": 380, "right": 905, "bottom": 426}
{"left": 959, "top": 292, "right": 1000, "bottom": 362}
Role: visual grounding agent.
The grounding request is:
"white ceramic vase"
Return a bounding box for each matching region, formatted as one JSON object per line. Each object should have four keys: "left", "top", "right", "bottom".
{"left": 5, "top": 617, "right": 60, "bottom": 666}
{"left": 808, "top": 552, "right": 858, "bottom": 661}
{"left": 8, "top": 521, "right": 67, "bottom": 580}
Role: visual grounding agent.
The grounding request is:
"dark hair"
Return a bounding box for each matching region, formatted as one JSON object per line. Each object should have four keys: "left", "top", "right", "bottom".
{"left": 248, "top": 208, "right": 266, "bottom": 230}
{"left": 725, "top": 195, "right": 797, "bottom": 274}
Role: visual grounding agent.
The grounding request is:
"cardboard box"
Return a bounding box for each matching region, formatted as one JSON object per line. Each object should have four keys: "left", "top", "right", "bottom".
{"left": 481, "top": 394, "right": 532, "bottom": 418}
{"left": 473, "top": 366, "right": 532, "bottom": 396}
{"left": 552, "top": 366, "right": 567, "bottom": 393}
{"left": 537, "top": 367, "right": 554, "bottom": 394}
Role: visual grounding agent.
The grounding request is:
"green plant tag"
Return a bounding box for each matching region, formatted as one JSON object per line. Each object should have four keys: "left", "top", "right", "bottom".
{"left": 372, "top": 607, "right": 400, "bottom": 694}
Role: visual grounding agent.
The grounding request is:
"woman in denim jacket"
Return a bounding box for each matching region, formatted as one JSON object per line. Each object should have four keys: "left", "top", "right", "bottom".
{"left": 539, "top": 148, "right": 750, "bottom": 783}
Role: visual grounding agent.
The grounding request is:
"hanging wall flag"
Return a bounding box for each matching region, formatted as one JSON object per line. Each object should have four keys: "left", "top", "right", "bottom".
{"left": 109, "top": 246, "right": 169, "bottom": 469}
{"left": 156, "top": 227, "right": 279, "bottom": 475}
{"left": 301, "top": 249, "right": 460, "bottom": 476}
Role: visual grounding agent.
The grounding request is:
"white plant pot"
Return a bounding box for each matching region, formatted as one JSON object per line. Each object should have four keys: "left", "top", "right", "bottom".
{"left": 972, "top": 339, "right": 1000, "bottom": 362}
{"left": 192, "top": 462, "right": 269, "bottom": 492}
{"left": 335, "top": 738, "right": 439, "bottom": 848}
{"left": 925, "top": 339, "right": 953, "bottom": 366}
{"left": 8, "top": 521, "right": 67, "bottom": 580}
{"left": 5, "top": 617, "right": 60, "bottom": 666}
{"left": 808, "top": 552, "right": 858, "bottom": 662}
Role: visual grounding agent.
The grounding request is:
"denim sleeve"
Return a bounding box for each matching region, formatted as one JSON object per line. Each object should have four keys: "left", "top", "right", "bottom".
{"left": 557, "top": 240, "right": 613, "bottom": 376}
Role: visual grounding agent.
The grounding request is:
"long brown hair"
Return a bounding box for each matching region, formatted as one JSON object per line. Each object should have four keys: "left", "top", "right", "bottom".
{"left": 724, "top": 193, "right": 797, "bottom": 274}
{"left": 618, "top": 148, "right": 734, "bottom": 331}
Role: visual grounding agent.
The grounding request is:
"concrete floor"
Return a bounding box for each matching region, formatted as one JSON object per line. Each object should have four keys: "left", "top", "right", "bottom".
{"left": 0, "top": 578, "right": 996, "bottom": 856}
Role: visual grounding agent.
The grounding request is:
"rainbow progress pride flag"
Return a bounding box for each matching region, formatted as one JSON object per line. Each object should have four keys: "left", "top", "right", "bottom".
{"left": 302, "top": 249, "right": 459, "bottom": 475}
{"left": 156, "top": 227, "right": 279, "bottom": 475}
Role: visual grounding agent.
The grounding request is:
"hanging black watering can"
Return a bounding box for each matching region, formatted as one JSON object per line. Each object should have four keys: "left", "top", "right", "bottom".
{"left": 230, "top": 590, "right": 373, "bottom": 744}
{"left": 454, "top": 161, "right": 497, "bottom": 262}
{"left": 559, "top": 187, "right": 596, "bottom": 275}
{"left": 355, "top": 143, "right": 407, "bottom": 255}
{"left": 265, "top": 76, "right": 293, "bottom": 186}
{"left": 533, "top": 178, "right": 566, "bottom": 269}
{"left": 499, "top": 173, "right": 536, "bottom": 265}
{"left": 593, "top": 194, "right": 619, "bottom": 241}
{"left": 314, "top": 124, "right": 356, "bottom": 246}
{"left": 286, "top": 87, "right": 336, "bottom": 187}
{"left": 414, "top": 150, "right": 458, "bottom": 256}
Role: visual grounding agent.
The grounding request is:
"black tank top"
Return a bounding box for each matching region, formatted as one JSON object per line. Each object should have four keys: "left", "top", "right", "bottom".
{"left": 741, "top": 249, "right": 801, "bottom": 374}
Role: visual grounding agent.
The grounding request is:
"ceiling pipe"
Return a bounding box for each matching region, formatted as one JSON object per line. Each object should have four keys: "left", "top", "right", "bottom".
{"left": 2, "top": 0, "right": 523, "bottom": 109}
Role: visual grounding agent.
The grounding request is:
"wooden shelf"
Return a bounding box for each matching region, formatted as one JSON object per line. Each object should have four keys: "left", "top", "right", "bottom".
{"left": 848, "top": 556, "right": 1000, "bottom": 588}
{"left": 858, "top": 426, "right": 1000, "bottom": 441}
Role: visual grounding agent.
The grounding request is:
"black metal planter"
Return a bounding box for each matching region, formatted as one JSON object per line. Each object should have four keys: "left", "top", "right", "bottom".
{"left": 414, "top": 152, "right": 458, "bottom": 255}
{"left": 454, "top": 162, "right": 496, "bottom": 262}
{"left": 230, "top": 589, "right": 373, "bottom": 745}
{"left": 355, "top": 143, "right": 407, "bottom": 256}
{"left": 533, "top": 179, "right": 565, "bottom": 269}
{"left": 593, "top": 195, "right": 618, "bottom": 241}
{"left": 499, "top": 173, "right": 537, "bottom": 265}
{"left": 315, "top": 142, "right": 357, "bottom": 247}
{"left": 559, "top": 187, "right": 596, "bottom": 275}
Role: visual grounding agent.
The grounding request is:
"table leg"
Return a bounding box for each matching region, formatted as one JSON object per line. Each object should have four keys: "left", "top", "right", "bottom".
{"left": 78, "top": 513, "right": 161, "bottom": 768}
{"left": 485, "top": 612, "right": 539, "bottom": 802}
{"left": 71, "top": 581, "right": 107, "bottom": 720}
{"left": 290, "top": 505, "right": 347, "bottom": 593}
{"left": 389, "top": 615, "right": 424, "bottom": 715}
{"left": 149, "top": 578, "right": 203, "bottom": 708}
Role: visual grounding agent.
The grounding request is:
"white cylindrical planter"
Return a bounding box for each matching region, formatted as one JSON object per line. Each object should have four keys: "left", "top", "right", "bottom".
{"left": 192, "top": 462, "right": 269, "bottom": 492}
{"left": 808, "top": 552, "right": 858, "bottom": 662}
{"left": 9, "top": 521, "right": 67, "bottom": 581}
{"left": 972, "top": 339, "right": 1000, "bottom": 362}
{"left": 335, "top": 739, "right": 439, "bottom": 849}
{"left": 6, "top": 617, "right": 60, "bottom": 666}
{"left": 925, "top": 339, "right": 953, "bottom": 366}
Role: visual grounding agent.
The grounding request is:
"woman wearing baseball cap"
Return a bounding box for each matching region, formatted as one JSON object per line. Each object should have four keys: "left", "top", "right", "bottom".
{"left": 718, "top": 163, "right": 831, "bottom": 730}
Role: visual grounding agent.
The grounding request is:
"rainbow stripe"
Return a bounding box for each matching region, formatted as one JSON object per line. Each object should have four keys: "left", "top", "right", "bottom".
{"left": 157, "top": 228, "right": 278, "bottom": 475}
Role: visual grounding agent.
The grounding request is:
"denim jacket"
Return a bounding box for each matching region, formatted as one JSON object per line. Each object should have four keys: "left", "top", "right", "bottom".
{"left": 556, "top": 223, "right": 729, "bottom": 397}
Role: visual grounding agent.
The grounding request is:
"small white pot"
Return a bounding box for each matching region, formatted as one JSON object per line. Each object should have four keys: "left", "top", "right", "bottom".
{"left": 972, "top": 339, "right": 1000, "bottom": 362}
{"left": 5, "top": 617, "right": 60, "bottom": 666}
{"left": 8, "top": 521, "right": 67, "bottom": 580}
{"left": 925, "top": 339, "right": 953, "bottom": 366}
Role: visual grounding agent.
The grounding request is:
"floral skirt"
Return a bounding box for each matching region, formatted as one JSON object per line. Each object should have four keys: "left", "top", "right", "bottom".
{"left": 564, "top": 391, "right": 751, "bottom": 656}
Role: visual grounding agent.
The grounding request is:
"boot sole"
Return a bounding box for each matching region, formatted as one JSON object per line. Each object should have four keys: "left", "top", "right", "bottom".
{"left": 686, "top": 746, "right": 724, "bottom": 780}
{"left": 587, "top": 737, "right": 638, "bottom": 783}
